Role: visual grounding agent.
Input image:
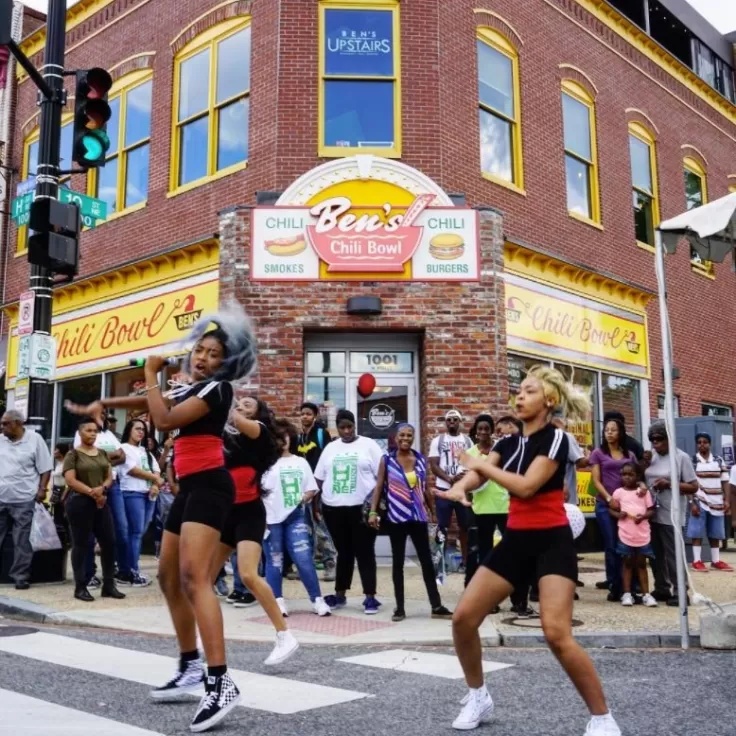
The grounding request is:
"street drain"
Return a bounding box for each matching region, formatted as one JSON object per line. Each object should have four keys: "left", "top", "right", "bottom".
{"left": 502, "top": 616, "right": 583, "bottom": 628}
{"left": 0, "top": 625, "right": 39, "bottom": 637}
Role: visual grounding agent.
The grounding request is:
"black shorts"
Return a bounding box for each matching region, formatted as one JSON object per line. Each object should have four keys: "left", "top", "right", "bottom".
{"left": 165, "top": 468, "right": 234, "bottom": 535}
{"left": 220, "top": 498, "right": 267, "bottom": 549}
{"left": 482, "top": 525, "right": 578, "bottom": 589}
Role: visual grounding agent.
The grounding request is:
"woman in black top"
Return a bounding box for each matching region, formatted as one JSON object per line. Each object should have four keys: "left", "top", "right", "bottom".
{"left": 65, "top": 306, "right": 256, "bottom": 734}
{"left": 438, "top": 366, "right": 620, "bottom": 736}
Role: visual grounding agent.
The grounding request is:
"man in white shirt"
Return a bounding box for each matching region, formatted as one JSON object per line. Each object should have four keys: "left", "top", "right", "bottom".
{"left": 0, "top": 411, "right": 53, "bottom": 589}
{"left": 429, "top": 410, "right": 473, "bottom": 569}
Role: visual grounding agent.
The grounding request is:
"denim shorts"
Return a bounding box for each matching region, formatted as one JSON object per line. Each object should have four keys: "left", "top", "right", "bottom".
{"left": 616, "top": 541, "right": 655, "bottom": 559}
{"left": 686, "top": 509, "right": 726, "bottom": 541}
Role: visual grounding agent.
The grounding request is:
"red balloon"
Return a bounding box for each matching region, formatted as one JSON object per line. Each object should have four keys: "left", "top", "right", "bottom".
{"left": 357, "top": 373, "right": 376, "bottom": 398}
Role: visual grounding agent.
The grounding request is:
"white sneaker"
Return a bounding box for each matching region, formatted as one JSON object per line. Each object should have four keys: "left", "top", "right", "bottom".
{"left": 276, "top": 597, "right": 289, "bottom": 618}
{"left": 452, "top": 687, "right": 494, "bottom": 730}
{"left": 459, "top": 691, "right": 471, "bottom": 705}
{"left": 641, "top": 593, "right": 658, "bottom": 607}
{"left": 264, "top": 630, "right": 299, "bottom": 666}
{"left": 312, "top": 597, "right": 332, "bottom": 617}
{"left": 584, "top": 713, "right": 622, "bottom": 735}
{"left": 620, "top": 592, "right": 634, "bottom": 606}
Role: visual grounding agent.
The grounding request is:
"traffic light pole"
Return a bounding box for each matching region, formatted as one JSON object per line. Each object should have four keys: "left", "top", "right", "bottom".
{"left": 27, "top": 0, "right": 67, "bottom": 438}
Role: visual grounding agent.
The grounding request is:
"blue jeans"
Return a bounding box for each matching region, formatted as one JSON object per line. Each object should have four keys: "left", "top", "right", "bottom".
{"left": 264, "top": 506, "right": 322, "bottom": 601}
{"left": 106, "top": 481, "right": 129, "bottom": 576}
{"left": 122, "top": 491, "right": 154, "bottom": 574}
{"left": 595, "top": 500, "right": 622, "bottom": 593}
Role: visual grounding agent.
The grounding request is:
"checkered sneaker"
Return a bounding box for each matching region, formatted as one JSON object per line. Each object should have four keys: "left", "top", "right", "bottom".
{"left": 149, "top": 658, "right": 204, "bottom": 701}
{"left": 190, "top": 672, "right": 241, "bottom": 733}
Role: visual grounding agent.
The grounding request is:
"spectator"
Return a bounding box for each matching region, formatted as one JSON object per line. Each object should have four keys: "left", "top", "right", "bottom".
{"left": 0, "top": 411, "right": 53, "bottom": 590}
{"left": 495, "top": 415, "right": 522, "bottom": 440}
{"left": 603, "top": 411, "right": 644, "bottom": 461}
{"left": 429, "top": 409, "right": 473, "bottom": 570}
{"left": 609, "top": 462, "right": 657, "bottom": 607}
{"left": 51, "top": 442, "right": 70, "bottom": 504}
{"left": 644, "top": 421, "right": 698, "bottom": 607}
{"left": 688, "top": 432, "right": 733, "bottom": 572}
{"left": 107, "top": 415, "right": 121, "bottom": 440}
{"left": 551, "top": 411, "right": 587, "bottom": 505}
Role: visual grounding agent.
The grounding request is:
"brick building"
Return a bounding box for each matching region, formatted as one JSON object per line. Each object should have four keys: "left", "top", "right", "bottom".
{"left": 1, "top": 0, "right": 735, "bottom": 513}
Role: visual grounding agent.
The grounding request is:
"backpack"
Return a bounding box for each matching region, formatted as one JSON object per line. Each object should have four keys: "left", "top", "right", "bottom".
{"left": 317, "top": 427, "right": 326, "bottom": 449}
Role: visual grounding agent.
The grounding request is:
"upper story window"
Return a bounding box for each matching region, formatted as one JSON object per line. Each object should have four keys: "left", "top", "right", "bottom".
{"left": 628, "top": 123, "right": 659, "bottom": 249}
{"left": 683, "top": 156, "right": 711, "bottom": 274}
{"left": 171, "top": 19, "right": 251, "bottom": 193}
{"left": 90, "top": 70, "right": 152, "bottom": 218}
{"left": 318, "top": 1, "right": 400, "bottom": 158}
{"left": 561, "top": 81, "right": 600, "bottom": 225}
{"left": 477, "top": 28, "right": 523, "bottom": 193}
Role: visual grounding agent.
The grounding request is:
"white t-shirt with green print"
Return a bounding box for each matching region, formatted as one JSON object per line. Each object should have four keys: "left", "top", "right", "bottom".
{"left": 314, "top": 436, "right": 383, "bottom": 508}
{"left": 261, "top": 455, "right": 317, "bottom": 524}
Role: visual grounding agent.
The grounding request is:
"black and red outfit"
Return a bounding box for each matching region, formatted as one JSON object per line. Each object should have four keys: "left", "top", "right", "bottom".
{"left": 165, "top": 380, "right": 235, "bottom": 535}
{"left": 220, "top": 423, "right": 273, "bottom": 548}
{"left": 482, "top": 424, "right": 578, "bottom": 588}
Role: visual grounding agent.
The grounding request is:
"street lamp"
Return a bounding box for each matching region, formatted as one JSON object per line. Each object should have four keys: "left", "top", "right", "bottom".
{"left": 656, "top": 192, "right": 736, "bottom": 650}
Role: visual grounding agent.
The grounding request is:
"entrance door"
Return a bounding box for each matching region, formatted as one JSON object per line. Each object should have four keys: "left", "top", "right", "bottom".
{"left": 349, "top": 376, "right": 418, "bottom": 452}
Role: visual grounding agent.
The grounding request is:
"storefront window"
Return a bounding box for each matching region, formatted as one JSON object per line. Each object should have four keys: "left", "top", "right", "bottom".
{"left": 602, "top": 373, "right": 640, "bottom": 440}
{"left": 557, "top": 363, "right": 598, "bottom": 450}
{"left": 105, "top": 367, "right": 147, "bottom": 430}
{"left": 57, "top": 375, "right": 102, "bottom": 443}
{"left": 307, "top": 351, "right": 346, "bottom": 374}
{"left": 507, "top": 353, "right": 545, "bottom": 402}
{"left": 306, "top": 376, "right": 346, "bottom": 410}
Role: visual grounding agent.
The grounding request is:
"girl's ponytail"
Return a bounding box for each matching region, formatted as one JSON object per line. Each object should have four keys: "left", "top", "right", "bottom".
{"left": 526, "top": 365, "right": 590, "bottom": 420}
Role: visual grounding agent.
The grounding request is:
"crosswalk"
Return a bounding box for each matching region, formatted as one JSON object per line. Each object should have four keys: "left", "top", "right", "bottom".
{"left": 0, "top": 628, "right": 515, "bottom": 734}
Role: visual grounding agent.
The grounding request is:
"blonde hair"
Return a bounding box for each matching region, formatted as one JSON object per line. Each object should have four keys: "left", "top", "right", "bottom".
{"left": 526, "top": 365, "right": 590, "bottom": 420}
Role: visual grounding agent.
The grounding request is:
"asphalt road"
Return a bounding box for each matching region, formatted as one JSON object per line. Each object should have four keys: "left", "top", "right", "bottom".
{"left": 0, "top": 623, "right": 733, "bottom": 736}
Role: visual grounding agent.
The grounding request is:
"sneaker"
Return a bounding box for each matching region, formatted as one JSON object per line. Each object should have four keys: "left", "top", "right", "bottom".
{"left": 641, "top": 593, "right": 658, "bottom": 607}
{"left": 190, "top": 672, "right": 241, "bottom": 733}
{"left": 595, "top": 581, "right": 610, "bottom": 590}
{"left": 312, "top": 597, "right": 332, "bottom": 617}
{"left": 114, "top": 571, "right": 133, "bottom": 585}
{"left": 276, "top": 597, "right": 289, "bottom": 618}
{"left": 363, "top": 596, "right": 381, "bottom": 615}
{"left": 150, "top": 658, "right": 205, "bottom": 701}
{"left": 711, "top": 561, "right": 734, "bottom": 571}
{"left": 511, "top": 604, "right": 538, "bottom": 619}
{"left": 652, "top": 590, "right": 671, "bottom": 602}
{"left": 226, "top": 591, "right": 243, "bottom": 605}
{"left": 233, "top": 592, "right": 257, "bottom": 608}
{"left": 264, "top": 630, "right": 299, "bottom": 666}
{"left": 431, "top": 605, "right": 454, "bottom": 619}
{"left": 214, "top": 577, "right": 229, "bottom": 597}
{"left": 692, "top": 560, "right": 708, "bottom": 572}
{"left": 87, "top": 575, "right": 102, "bottom": 590}
{"left": 324, "top": 594, "right": 347, "bottom": 609}
{"left": 584, "top": 713, "right": 622, "bottom": 736}
{"left": 452, "top": 687, "right": 494, "bottom": 730}
{"left": 392, "top": 608, "right": 406, "bottom": 622}
{"left": 620, "top": 592, "right": 634, "bottom": 607}
{"left": 323, "top": 563, "right": 337, "bottom": 582}
{"left": 131, "top": 573, "right": 152, "bottom": 588}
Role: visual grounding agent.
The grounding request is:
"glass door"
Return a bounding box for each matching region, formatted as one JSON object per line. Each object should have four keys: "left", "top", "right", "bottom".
{"left": 349, "top": 376, "right": 417, "bottom": 452}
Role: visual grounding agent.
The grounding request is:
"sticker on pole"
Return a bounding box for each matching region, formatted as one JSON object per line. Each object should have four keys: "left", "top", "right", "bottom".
{"left": 30, "top": 334, "right": 57, "bottom": 380}
{"left": 18, "top": 291, "right": 35, "bottom": 337}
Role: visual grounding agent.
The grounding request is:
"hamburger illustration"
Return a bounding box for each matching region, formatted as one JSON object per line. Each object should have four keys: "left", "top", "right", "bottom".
{"left": 265, "top": 235, "right": 307, "bottom": 257}
{"left": 429, "top": 233, "right": 465, "bottom": 260}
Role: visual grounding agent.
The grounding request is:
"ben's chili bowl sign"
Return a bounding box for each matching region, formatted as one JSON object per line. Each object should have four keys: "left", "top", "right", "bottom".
{"left": 251, "top": 194, "right": 479, "bottom": 281}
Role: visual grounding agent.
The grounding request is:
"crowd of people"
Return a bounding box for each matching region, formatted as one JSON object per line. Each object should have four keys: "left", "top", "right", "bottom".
{"left": 0, "top": 309, "right": 735, "bottom": 733}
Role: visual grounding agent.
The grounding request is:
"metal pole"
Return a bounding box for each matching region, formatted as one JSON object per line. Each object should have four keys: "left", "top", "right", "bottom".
{"left": 27, "top": 0, "right": 67, "bottom": 439}
{"left": 654, "top": 230, "right": 689, "bottom": 650}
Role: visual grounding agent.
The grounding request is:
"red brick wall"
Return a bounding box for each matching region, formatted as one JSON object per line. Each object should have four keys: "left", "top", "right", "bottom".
{"left": 5, "top": 0, "right": 736, "bottom": 423}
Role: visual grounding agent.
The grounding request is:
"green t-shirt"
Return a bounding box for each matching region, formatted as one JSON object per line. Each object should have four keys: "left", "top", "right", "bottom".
{"left": 63, "top": 448, "right": 111, "bottom": 491}
{"left": 467, "top": 444, "right": 509, "bottom": 515}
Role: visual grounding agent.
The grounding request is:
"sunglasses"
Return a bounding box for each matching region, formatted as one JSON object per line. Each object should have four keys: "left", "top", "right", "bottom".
{"left": 650, "top": 435, "right": 666, "bottom": 442}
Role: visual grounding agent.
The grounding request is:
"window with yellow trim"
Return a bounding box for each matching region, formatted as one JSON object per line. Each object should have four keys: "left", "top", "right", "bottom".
{"left": 88, "top": 71, "right": 152, "bottom": 217}
{"left": 729, "top": 182, "right": 736, "bottom": 194}
{"left": 683, "top": 157, "right": 710, "bottom": 271}
{"left": 628, "top": 123, "right": 659, "bottom": 248}
{"left": 561, "top": 81, "right": 600, "bottom": 223}
{"left": 171, "top": 18, "right": 251, "bottom": 192}
{"left": 318, "top": 0, "right": 400, "bottom": 158}
{"left": 17, "top": 119, "right": 76, "bottom": 254}
{"left": 477, "top": 29, "right": 523, "bottom": 190}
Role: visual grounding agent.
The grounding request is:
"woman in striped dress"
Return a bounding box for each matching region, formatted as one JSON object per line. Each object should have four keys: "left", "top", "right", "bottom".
{"left": 368, "top": 424, "right": 453, "bottom": 622}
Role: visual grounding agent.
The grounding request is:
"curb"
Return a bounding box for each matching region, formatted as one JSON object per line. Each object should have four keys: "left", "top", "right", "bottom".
{"left": 499, "top": 630, "right": 701, "bottom": 649}
{"left": 0, "top": 596, "right": 57, "bottom": 625}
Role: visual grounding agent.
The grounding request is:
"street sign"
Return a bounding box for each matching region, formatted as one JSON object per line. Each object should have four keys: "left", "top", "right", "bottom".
{"left": 16, "top": 177, "right": 36, "bottom": 196}
{"left": 14, "top": 380, "right": 30, "bottom": 421}
{"left": 18, "top": 291, "right": 35, "bottom": 337}
{"left": 11, "top": 192, "right": 33, "bottom": 224}
{"left": 58, "top": 189, "right": 107, "bottom": 220}
{"left": 29, "top": 333, "right": 56, "bottom": 379}
{"left": 17, "top": 335, "right": 31, "bottom": 381}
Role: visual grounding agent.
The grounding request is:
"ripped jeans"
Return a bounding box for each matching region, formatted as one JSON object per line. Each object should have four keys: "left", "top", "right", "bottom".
{"left": 263, "top": 505, "right": 322, "bottom": 602}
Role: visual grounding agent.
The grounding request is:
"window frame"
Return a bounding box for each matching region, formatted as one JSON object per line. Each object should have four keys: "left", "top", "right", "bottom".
{"left": 477, "top": 27, "right": 524, "bottom": 195}
{"left": 701, "top": 402, "right": 733, "bottom": 418}
{"left": 87, "top": 69, "right": 153, "bottom": 222}
{"left": 628, "top": 122, "right": 659, "bottom": 252}
{"left": 169, "top": 17, "right": 251, "bottom": 196}
{"left": 317, "top": 0, "right": 402, "bottom": 159}
{"left": 16, "top": 115, "right": 75, "bottom": 255}
{"left": 683, "top": 156, "right": 712, "bottom": 277}
{"left": 561, "top": 80, "right": 601, "bottom": 228}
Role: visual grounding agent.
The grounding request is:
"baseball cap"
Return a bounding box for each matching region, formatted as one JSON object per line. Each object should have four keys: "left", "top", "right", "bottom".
{"left": 445, "top": 410, "right": 462, "bottom": 420}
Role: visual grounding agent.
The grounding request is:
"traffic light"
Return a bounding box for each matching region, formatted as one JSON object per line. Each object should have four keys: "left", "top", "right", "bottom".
{"left": 28, "top": 199, "right": 81, "bottom": 276}
{"left": 72, "top": 67, "right": 113, "bottom": 168}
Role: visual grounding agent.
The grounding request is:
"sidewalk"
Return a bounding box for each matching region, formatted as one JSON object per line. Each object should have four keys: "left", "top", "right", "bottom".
{"left": 2, "top": 551, "right": 735, "bottom": 647}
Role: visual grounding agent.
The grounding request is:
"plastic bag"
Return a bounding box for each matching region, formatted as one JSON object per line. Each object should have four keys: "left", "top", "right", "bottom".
{"left": 30, "top": 502, "right": 62, "bottom": 552}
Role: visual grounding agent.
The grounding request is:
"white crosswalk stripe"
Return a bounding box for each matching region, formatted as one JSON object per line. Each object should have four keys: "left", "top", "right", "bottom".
{"left": 0, "top": 632, "right": 369, "bottom": 714}
{"left": 0, "top": 688, "right": 165, "bottom": 735}
{"left": 338, "top": 649, "right": 514, "bottom": 679}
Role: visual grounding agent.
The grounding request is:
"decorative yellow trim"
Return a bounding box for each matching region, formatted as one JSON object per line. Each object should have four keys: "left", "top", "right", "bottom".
{"left": 684, "top": 156, "right": 707, "bottom": 184}
{"left": 691, "top": 262, "right": 716, "bottom": 279}
{"left": 170, "top": 0, "right": 245, "bottom": 47}
{"left": 504, "top": 241, "right": 653, "bottom": 312}
{"left": 561, "top": 79, "right": 601, "bottom": 224}
{"left": 628, "top": 121, "right": 660, "bottom": 249}
{"left": 166, "top": 161, "right": 248, "bottom": 199}
{"left": 636, "top": 240, "right": 655, "bottom": 253}
{"left": 109, "top": 52, "right": 156, "bottom": 76}
{"left": 317, "top": 0, "right": 402, "bottom": 159}
{"left": 681, "top": 144, "right": 709, "bottom": 167}
{"left": 558, "top": 63, "right": 598, "bottom": 95}
{"left": 473, "top": 9, "right": 524, "bottom": 45}
{"left": 625, "top": 108, "right": 659, "bottom": 136}
{"left": 569, "top": 211, "right": 604, "bottom": 230}
{"left": 729, "top": 184, "right": 736, "bottom": 194}
{"left": 477, "top": 27, "right": 524, "bottom": 191}
{"left": 683, "top": 157, "right": 712, "bottom": 273}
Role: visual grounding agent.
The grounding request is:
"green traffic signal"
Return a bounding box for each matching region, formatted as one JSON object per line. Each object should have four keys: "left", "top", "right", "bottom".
{"left": 72, "top": 68, "right": 113, "bottom": 169}
{"left": 79, "top": 129, "right": 110, "bottom": 164}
